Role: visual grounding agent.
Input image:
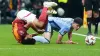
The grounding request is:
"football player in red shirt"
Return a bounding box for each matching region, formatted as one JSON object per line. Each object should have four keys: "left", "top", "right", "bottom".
{"left": 12, "top": 2, "right": 57, "bottom": 44}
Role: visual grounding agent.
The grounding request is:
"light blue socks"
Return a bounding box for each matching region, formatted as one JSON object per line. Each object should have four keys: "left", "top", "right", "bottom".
{"left": 33, "top": 36, "right": 50, "bottom": 44}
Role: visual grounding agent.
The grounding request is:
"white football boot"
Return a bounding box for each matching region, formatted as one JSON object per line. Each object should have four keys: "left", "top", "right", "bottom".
{"left": 43, "top": 2, "right": 57, "bottom": 14}
{"left": 47, "top": 9, "right": 57, "bottom": 14}
{"left": 43, "top": 2, "right": 58, "bottom": 8}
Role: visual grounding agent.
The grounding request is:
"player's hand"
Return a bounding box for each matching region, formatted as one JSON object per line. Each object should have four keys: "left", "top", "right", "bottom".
{"left": 64, "top": 40, "right": 78, "bottom": 44}
{"left": 25, "top": 34, "right": 33, "bottom": 40}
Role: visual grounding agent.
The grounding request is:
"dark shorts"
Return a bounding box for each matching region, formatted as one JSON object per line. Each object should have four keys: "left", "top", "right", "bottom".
{"left": 87, "top": 18, "right": 100, "bottom": 24}
{"left": 12, "top": 18, "right": 27, "bottom": 43}
{"left": 85, "top": 0, "right": 99, "bottom": 12}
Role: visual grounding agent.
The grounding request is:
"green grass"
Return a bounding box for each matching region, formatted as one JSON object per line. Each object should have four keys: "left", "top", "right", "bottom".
{"left": 0, "top": 25, "right": 100, "bottom": 56}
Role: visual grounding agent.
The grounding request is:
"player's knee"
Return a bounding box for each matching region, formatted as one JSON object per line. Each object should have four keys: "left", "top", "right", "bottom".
{"left": 87, "top": 11, "right": 92, "bottom": 18}
{"left": 94, "top": 15, "right": 99, "bottom": 18}
{"left": 93, "top": 12, "right": 99, "bottom": 18}
{"left": 87, "top": 14, "right": 92, "bottom": 18}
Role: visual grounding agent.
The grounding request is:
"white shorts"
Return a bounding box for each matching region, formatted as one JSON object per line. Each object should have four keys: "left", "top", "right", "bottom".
{"left": 17, "top": 10, "right": 36, "bottom": 23}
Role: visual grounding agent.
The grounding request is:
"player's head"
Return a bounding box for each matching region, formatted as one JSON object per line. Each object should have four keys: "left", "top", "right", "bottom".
{"left": 21, "top": 38, "right": 36, "bottom": 45}
{"left": 72, "top": 17, "right": 83, "bottom": 31}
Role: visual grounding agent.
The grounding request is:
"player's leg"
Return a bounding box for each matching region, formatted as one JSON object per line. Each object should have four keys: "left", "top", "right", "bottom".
{"left": 38, "top": 7, "right": 48, "bottom": 29}
{"left": 94, "top": 22, "right": 98, "bottom": 35}
{"left": 93, "top": 12, "right": 99, "bottom": 35}
{"left": 33, "top": 2, "right": 57, "bottom": 29}
{"left": 43, "top": 22, "right": 53, "bottom": 42}
{"left": 87, "top": 18, "right": 92, "bottom": 35}
{"left": 92, "top": 0, "right": 99, "bottom": 35}
{"left": 33, "top": 22, "right": 52, "bottom": 44}
{"left": 85, "top": 0, "right": 93, "bottom": 35}
{"left": 33, "top": 36, "right": 50, "bottom": 44}
{"left": 33, "top": 32, "right": 52, "bottom": 44}
{"left": 87, "top": 13, "right": 92, "bottom": 35}
{"left": 85, "top": 0, "right": 92, "bottom": 18}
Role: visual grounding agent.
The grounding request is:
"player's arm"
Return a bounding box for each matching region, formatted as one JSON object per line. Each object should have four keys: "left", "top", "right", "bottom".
{"left": 31, "top": 33, "right": 39, "bottom": 37}
{"left": 56, "top": 28, "right": 68, "bottom": 44}
{"left": 68, "top": 28, "right": 73, "bottom": 41}
{"left": 65, "top": 29, "right": 75, "bottom": 44}
{"left": 56, "top": 27, "right": 77, "bottom": 44}
{"left": 31, "top": 22, "right": 44, "bottom": 34}
{"left": 25, "top": 33, "right": 39, "bottom": 40}
{"left": 56, "top": 34, "right": 63, "bottom": 44}
{"left": 65, "top": 28, "right": 78, "bottom": 44}
{"left": 24, "top": 22, "right": 44, "bottom": 33}
{"left": 24, "top": 23, "right": 43, "bottom": 35}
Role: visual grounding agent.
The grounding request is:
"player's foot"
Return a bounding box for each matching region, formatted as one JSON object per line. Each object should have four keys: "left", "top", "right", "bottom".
{"left": 94, "top": 32, "right": 98, "bottom": 36}
{"left": 43, "top": 2, "right": 58, "bottom": 8}
{"left": 87, "top": 32, "right": 92, "bottom": 35}
{"left": 47, "top": 9, "right": 57, "bottom": 14}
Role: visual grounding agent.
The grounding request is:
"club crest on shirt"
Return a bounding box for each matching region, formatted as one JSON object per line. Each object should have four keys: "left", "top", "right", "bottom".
{"left": 19, "top": 30, "right": 25, "bottom": 36}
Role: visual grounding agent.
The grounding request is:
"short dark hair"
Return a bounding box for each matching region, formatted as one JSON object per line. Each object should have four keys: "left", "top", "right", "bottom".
{"left": 21, "top": 38, "right": 36, "bottom": 45}
{"left": 74, "top": 17, "right": 83, "bottom": 26}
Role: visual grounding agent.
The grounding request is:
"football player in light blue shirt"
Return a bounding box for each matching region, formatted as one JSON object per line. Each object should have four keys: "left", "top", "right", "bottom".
{"left": 33, "top": 17, "right": 83, "bottom": 44}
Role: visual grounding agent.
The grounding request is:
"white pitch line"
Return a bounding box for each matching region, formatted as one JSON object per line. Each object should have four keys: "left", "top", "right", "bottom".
{"left": 72, "top": 33, "right": 100, "bottom": 39}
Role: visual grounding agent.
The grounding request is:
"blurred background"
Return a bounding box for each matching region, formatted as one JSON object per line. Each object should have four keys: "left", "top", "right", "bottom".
{"left": 0, "top": 1, "right": 100, "bottom": 55}
{"left": 0, "top": 0, "right": 87, "bottom": 24}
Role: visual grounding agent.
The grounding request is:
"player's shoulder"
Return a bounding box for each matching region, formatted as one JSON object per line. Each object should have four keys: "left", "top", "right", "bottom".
{"left": 64, "top": 18, "right": 74, "bottom": 21}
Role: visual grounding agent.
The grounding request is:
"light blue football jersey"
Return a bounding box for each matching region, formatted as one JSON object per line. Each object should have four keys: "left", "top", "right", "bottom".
{"left": 46, "top": 17, "right": 74, "bottom": 36}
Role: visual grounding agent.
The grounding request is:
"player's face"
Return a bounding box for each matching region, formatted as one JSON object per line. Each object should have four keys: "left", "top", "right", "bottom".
{"left": 73, "top": 23, "right": 80, "bottom": 31}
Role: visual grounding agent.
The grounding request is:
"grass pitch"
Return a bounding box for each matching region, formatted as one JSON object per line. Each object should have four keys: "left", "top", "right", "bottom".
{"left": 0, "top": 25, "right": 100, "bottom": 56}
